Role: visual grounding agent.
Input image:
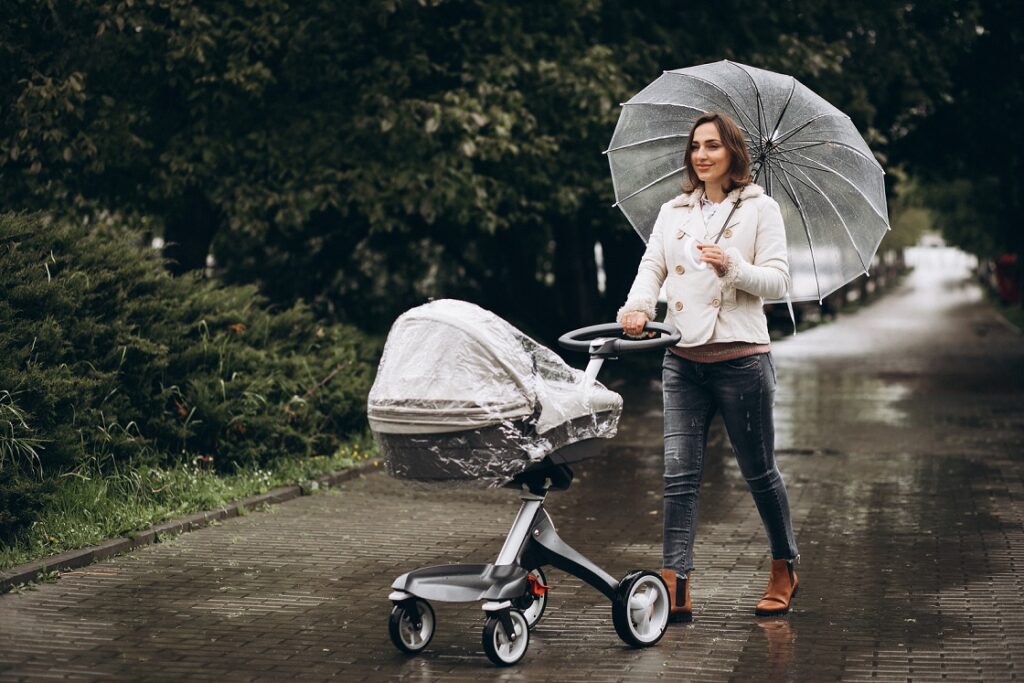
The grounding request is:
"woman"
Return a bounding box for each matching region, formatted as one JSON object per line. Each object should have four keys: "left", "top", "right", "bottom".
{"left": 617, "top": 112, "right": 799, "bottom": 621}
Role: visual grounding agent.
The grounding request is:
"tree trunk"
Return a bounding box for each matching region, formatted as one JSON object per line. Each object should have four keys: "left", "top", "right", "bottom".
{"left": 553, "top": 221, "right": 599, "bottom": 331}
{"left": 599, "top": 227, "right": 645, "bottom": 318}
{"left": 490, "top": 227, "right": 556, "bottom": 335}
{"left": 163, "top": 187, "right": 220, "bottom": 276}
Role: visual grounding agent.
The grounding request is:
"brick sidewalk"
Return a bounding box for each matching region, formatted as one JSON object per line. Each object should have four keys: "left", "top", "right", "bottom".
{"left": 1, "top": 247, "right": 1023, "bottom": 682}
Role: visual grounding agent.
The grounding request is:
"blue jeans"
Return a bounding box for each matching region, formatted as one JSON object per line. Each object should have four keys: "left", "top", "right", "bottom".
{"left": 662, "top": 351, "right": 798, "bottom": 575}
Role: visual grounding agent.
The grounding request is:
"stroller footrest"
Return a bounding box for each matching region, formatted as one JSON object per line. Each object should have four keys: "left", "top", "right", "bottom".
{"left": 391, "top": 563, "right": 530, "bottom": 603}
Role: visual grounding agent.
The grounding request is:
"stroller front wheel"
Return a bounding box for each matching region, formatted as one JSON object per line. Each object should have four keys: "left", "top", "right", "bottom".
{"left": 388, "top": 598, "right": 435, "bottom": 654}
{"left": 482, "top": 609, "right": 530, "bottom": 666}
{"left": 612, "top": 570, "right": 670, "bottom": 647}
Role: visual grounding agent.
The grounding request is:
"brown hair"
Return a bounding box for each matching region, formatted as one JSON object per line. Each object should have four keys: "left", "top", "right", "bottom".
{"left": 684, "top": 112, "right": 753, "bottom": 193}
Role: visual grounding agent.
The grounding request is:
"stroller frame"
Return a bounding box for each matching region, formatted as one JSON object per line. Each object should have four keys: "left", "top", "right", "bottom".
{"left": 386, "top": 326, "right": 680, "bottom": 666}
{"left": 389, "top": 456, "right": 617, "bottom": 603}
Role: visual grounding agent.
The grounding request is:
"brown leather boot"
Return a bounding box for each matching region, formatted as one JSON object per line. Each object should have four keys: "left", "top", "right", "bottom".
{"left": 755, "top": 559, "right": 799, "bottom": 616}
{"left": 660, "top": 568, "right": 692, "bottom": 623}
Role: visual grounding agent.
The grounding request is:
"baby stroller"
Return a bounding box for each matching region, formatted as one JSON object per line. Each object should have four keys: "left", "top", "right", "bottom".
{"left": 368, "top": 300, "right": 681, "bottom": 666}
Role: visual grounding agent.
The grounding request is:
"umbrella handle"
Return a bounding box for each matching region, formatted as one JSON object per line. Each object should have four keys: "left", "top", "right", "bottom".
{"left": 681, "top": 235, "right": 708, "bottom": 271}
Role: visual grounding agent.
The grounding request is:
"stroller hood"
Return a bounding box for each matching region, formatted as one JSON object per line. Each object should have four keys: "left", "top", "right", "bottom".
{"left": 367, "top": 300, "right": 622, "bottom": 483}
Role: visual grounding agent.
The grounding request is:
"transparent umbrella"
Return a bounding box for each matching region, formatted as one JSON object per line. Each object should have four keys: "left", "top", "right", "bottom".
{"left": 606, "top": 60, "right": 890, "bottom": 303}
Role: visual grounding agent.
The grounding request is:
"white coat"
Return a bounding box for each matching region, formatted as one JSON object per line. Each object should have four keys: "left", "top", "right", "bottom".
{"left": 617, "top": 183, "right": 790, "bottom": 347}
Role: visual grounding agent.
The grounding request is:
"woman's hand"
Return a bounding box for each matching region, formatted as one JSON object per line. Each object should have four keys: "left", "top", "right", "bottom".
{"left": 621, "top": 311, "right": 650, "bottom": 338}
{"left": 697, "top": 243, "right": 730, "bottom": 276}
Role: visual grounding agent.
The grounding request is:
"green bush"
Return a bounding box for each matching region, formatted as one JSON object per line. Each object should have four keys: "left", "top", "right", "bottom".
{"left": 0, "top": 213, "right": 379, "bottom": 546}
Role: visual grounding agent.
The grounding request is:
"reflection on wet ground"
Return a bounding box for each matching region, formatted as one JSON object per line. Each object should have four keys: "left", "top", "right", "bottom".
{"left": 578, "top": 246, "right": 1024, "bottom": 680}
{"left": 1, "top": 246, "right": 1023, "bottom": 681}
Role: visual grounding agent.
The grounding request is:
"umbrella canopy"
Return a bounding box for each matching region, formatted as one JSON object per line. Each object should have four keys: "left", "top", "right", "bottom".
{"left": 606, "top": 60, "right": 890, "bottom": 303}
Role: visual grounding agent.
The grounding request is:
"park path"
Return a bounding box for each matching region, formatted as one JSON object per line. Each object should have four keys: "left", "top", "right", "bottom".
{"left": 2, "top": 246, "right": 1023, "bottom": 682}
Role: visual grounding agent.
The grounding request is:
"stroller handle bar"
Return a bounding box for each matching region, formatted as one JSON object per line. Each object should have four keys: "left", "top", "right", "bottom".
{"left": 558, "top": 322, "right": 681, "bottom": 357}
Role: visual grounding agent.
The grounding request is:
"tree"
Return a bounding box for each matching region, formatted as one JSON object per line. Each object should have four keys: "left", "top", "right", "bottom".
{"left": 895, "top": 0, "right": 1023, "bottom": 278}
{"left": 0, "top": 211, "right": 378, "bottom": 544}
{"left": 0, "top": 0, "right": 989, "bottom": 339}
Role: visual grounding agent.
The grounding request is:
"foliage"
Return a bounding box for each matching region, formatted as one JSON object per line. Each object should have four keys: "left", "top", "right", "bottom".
{"left": 879, "top": 171, "right": 934, "bottom": 251}
{"left": 0, "top": 212, "right": 378, "bottom": 546}
{"left": 0, "top": 0, "right": 988, "bottom": 341}
{"left": 895, "top": 0, "right": 1023, "bottom": 266}
{"left": 989, "top": 294, "right": 1024, "bottom": 333}
{"left": 0, "top": 440, "right": 375, "bottom": 572}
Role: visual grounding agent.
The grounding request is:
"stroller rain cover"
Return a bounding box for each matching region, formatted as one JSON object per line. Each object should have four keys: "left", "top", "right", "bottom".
{"left": 368, "top": 300, "right": 623, "bottom": 485}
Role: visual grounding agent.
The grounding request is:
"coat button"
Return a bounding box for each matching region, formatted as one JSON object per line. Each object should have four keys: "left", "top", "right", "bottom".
{"left": 723, "top": 228, "right": 733, "bottom": 238}
{"left": 675, "top": 264, "right": 685, "bottom": 275}
{"left": 712, "top": 298, "right": 721, "bottom": 308}
{"left": 675, "top": 301, "right": 684, "bottom": 311}
{"left": 675, "top": 230, "right": 684, "bottom": 239}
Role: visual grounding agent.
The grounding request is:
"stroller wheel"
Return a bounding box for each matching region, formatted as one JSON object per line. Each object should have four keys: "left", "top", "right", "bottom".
{"left": 482, "top": 609, "right": 530, "bottom": 666}
{"left": 612, "top": 570, "right": 670, "bottom": 647}
{"left": 388, "top": 598, "right": 435, "bottom": 654}
{"left": 515, "top": 568, "right": 548, "bottom": 629}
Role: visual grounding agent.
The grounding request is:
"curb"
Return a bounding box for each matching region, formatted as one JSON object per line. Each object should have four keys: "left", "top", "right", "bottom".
{"left": 0, "top": 460, "right": 382, "bottom": 595}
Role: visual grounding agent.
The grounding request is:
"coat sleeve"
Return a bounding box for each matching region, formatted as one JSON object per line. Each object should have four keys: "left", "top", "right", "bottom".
{"left": 721, "top": 197, "right": 790, "bottom": 301}
{"left": 616, "top": 204, "right": 669, "bottom": 323}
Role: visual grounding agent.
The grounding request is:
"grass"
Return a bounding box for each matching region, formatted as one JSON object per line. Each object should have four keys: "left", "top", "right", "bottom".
{"left": 0, "top": 438, "right": 376, "bottom": 572}
{"left": 976, "top": 278, "right": 1024, "bottom": 332}
{"left": 991, "top": 298, "right": 1024, "bottom": 332}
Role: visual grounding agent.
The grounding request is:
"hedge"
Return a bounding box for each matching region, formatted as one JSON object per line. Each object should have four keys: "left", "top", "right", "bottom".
{"left": 0, "top": 213, "right": 379, "bottom": 545}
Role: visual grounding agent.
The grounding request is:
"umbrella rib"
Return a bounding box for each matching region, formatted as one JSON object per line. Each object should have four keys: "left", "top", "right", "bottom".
{"left": 769, "top": 77, "right": 798, "bottom": 138}
{"left": 776, "top": 139, "right": 883, "bottom": 170}
{"left": 662, "top": 71, "right": 760, "bottom": 133}
{"left": 726, "top": 61, "right": 769, "bottom": 135}
{"left": 767, "top": 159, "right": 823, "bottom": 302}
{"left": 621, "top": 101, "right": 707, "bottom": 116}
{"left": 611, "top": 165, "right": 686, "bottom": 207}
{"left": 772, "top": 157, "right": 872, "bottom": 274}
{"left": 772, "top": 150, "right": 890, "bottom": 225}
{"left": 773, "top": 112, "right": 846, "bottom": 147}
{"left": 604, "top": 132, "right": 690, "bottom": 154}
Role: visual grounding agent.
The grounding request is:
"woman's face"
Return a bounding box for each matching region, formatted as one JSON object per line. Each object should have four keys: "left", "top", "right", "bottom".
{"left": 690, "top": 122, "right": 731, "bottom": 187}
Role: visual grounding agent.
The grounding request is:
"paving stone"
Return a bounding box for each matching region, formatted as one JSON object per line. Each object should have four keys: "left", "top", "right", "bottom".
{"left": 2, "top": 248, "right": 1023, "bottom": 681}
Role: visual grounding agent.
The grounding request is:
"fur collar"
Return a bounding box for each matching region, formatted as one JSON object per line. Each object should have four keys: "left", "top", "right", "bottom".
{"left": 669, "top": 182, "right": 764, "bottom": 208}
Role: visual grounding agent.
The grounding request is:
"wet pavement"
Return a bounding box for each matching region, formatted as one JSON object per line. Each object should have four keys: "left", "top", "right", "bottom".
{"left": 2, "top": 246, "right": 1024, "bottom": 682}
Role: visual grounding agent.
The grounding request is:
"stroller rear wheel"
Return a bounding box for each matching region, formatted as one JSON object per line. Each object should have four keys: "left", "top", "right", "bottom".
{"left": 482, "top": 609, "right": 530, "bottom": 666}
{"left": 388, "top": 598, "right": 435, "bottom": 654}
{"left": 612, "top": 570, "right": 670, "bottom": 647}
{"left": 514, "top": 567, "right": 548, "bottom": 629}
